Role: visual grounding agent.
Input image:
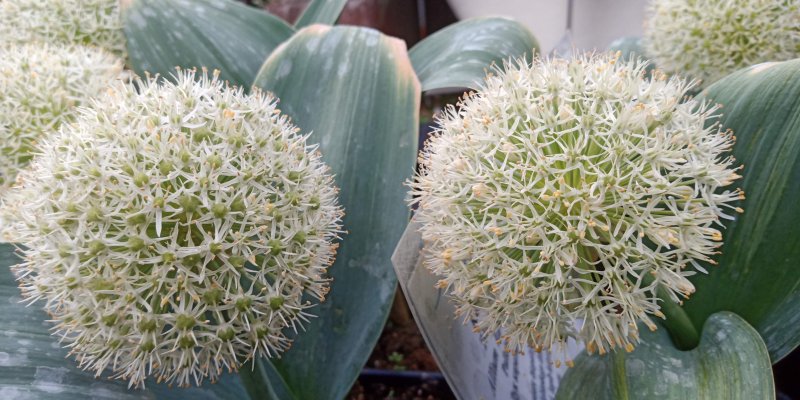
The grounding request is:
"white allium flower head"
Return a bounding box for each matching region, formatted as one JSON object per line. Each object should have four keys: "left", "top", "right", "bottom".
{"left": 644, "top": 0, "right": 800, "bottom": 88}
{"left": 410, "top": 53, "right": 744, "bottom": 361}
{"left": 0, "top": 43, "right": 123, "bottom": 190}
{"left": 0, "top": 0, "right": 126, "bottom": 57}
{"left": 3, "top": 70, "right": 343, "bottom": 387}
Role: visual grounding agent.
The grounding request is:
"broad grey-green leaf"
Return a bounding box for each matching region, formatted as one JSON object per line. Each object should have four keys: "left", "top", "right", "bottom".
{"left": 250, "top": 25, "right": 420, "bottom": 400}
{"left": 145, "top": 373, "right": 251, "bottom": 400}
{"left": 556, "top": 312, "right": 774, "bottom": 400}
{"left": 0, "top": 244, "right": 150, "bottom": 399}
{"left": 294, "top": 0, "right": 347, "bottom": 28}
{"left": 123, "top": 0, "right": 295, "bottom": 89}
{"left": 409, "top": 17, "right": 539, "bottom": 92}
{"left": 684, "top": 59, "right": 800, "bottom": 362}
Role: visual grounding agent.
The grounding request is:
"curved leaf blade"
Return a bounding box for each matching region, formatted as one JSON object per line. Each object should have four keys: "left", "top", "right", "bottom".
{"left": 251, "top": 25, "right": 421, "bottom": 400}
{"left": 556, "top": 312, "right": 774, "bottom": 399}
{"left": 123, "top": 0, "right": 295, "bottom": 89}
{"left": 409, "top": 17, "right": 539, "bottom": 92}
{"left": 554, "top": 349, "right": 610, "bottom": 400}
{"left": 0, "top": 244, "right": 151, "bottom": 399}
{"left": 685, "top": 59, "right": 800, "bottom": 362}
{"left": 294, "top": 0, "right": 347, "bottom": 28}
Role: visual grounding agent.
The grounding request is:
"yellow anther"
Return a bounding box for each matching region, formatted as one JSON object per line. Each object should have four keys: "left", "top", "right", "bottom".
{"left": 644, "top": 319, "right": 658, "bottom": 332}
{"left": 625, "top": 343, "right": 635, "bottom": 353}
{"left": 441, "top": 249, "right": 453, "bottom": 263}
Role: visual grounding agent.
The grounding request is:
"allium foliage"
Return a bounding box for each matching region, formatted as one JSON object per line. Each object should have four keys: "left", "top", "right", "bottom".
{"left": 3, "top": 70, "right": 343, "bottom": 387}
{"left": 644, "top": 0, "right": 800, "bottom": 88}
{"left": 0, "top": 0, "right": 126, "bottom": 57}
{"left": 0, "top": 43, "right": 123, "bottom": 190}
{"left": 410, "top": 54, "right": 743, "bottom": 360}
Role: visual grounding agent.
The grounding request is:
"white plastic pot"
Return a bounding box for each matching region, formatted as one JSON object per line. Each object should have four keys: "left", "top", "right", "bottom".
{"left": 446, "top": 0, "right": 647, "bottom": 53}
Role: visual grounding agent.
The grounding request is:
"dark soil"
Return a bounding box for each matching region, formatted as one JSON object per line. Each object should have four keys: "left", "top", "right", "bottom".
{"left": 347, "top": 291, "right": 456, "bottom": 400}
{"left": 775, "top": 349, "right": 800, "bottom": 399}
{"left": 348, "top": 377, "right": 455, "bottom": 400}
{"left": 365, "top": 321, "right": 440, "bottom": 372}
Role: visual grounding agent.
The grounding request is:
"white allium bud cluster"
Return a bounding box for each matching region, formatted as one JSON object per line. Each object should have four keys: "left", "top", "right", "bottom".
{"left": 0, "top": 43, "right": 123, "bottom": 190}
{"left": 3, "top": 70, "right": 343, "bottom": 387}
{"left": 0, "top": 0, "right": 126, "bottom": 57}
{"left": 410, "top": 54, "right": 743, "bottom": 361}
{"left": 644, "top": 0, "right": 800, "bottom": 88}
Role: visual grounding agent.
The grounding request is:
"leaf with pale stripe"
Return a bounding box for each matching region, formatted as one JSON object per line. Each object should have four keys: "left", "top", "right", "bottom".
{"left": 683, "top": 59, "right": 800, "bottom": 362}
{"left": 294, "top": 0, "right": 347, "bottom": 28}
{"left": 409, "top": 17, "right": 539, "bottom": 92}
{"left": 249, "top": 25, "right": 420, "bottom": 400}
{"left": 124, "top": 0, "right": 295, "bottom": 89}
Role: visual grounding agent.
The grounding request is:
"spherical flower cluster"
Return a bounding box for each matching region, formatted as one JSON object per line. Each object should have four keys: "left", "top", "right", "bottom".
{"left": 410, "top": 54, "right": 743, "bottom": 360}
{"left": 644, "top": 0, "right": 800, "bottom": 88}
{"left": 3, "top": 70, "right": 343, "bottom": 387}
{"left": 0, "top": 43, "right": 123, "bottom": 190}
{"left": 0, "top": 0, "right": 126, "bottom": 57}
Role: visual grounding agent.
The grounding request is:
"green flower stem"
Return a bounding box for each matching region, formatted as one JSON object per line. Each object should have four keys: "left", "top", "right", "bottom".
{"left": 656, "top": 285, "right": 701, "bottom": 350}
{"left": 610, "top": 349, "right": 630, "bottom": 400}
{"left": 642, "top": 272, "right": 701, "bottom": 350}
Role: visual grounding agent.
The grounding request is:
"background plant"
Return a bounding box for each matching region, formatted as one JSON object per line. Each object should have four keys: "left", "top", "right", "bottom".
{"left": 11, "top": 0, "right": 795, "bottom": 398}
{"left": 643, "top": 0, "right": 800, "bottom": 88}
{"left": 0, "top": 0, "right": 126, "bottom": 57}
{"left": 0, "top": 0, "right": 537, "bottom": 398}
